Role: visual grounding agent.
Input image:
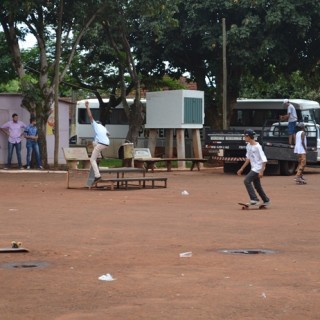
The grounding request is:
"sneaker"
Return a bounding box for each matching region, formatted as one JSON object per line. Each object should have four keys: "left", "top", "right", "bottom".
{"left": 26, "top": 166, "right": 30, "bottom": 170}
{"left": 263, "top": 201, "right": 271, "bottom": 207}
{"left": 38, "top": 166, "right": 43, "bottom": 170}
{"left": 296, "top": 177, "right": 306, "bottom": 184}
{"left": 247, "top": 200, "right": 260, "bottom": 206}
{"left": 92, "top": 176, "right": 102, "bottom": 185}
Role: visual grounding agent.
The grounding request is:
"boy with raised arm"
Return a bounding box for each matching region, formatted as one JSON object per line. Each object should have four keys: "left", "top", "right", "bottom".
{"left": 85, "top": 101, "right": 110, "bottom": 185}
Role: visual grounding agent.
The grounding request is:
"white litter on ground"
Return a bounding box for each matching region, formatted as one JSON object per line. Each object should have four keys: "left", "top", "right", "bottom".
{"left": 98, "top": 273, "right": 116, "bottom": 281}
{"left": 179, "top": 252, "right": 192, "bottom": 257}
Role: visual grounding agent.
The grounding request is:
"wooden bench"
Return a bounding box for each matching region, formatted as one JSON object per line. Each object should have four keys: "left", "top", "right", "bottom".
{"left": 63, "top": 147, "right": 92, "bottom": 188}
{"left": 63, "top": 147, "right": 91, "bottom": 169}
{"left": 90, "top": 177, "right": 168, "bottom": 190}
{"left": 133, "top": 149, "right": 207, "bottom": 172}
{"left": 63, "top": 147, "right": 168, "bottom": 190}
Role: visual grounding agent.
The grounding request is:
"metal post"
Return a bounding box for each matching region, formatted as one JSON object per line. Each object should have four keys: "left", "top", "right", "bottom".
{"left": 222, "top": 18, "right": 227, "bottom": 130}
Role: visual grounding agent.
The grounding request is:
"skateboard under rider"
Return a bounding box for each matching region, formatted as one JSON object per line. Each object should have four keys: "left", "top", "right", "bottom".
{"left": 238, "top": 203, "right": 268, "bottom": 210}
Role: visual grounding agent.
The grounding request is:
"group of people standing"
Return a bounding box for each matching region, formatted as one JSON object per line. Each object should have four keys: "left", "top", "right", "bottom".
{"left": 0, "top": 102, "right": 109, "bottom": 174}
{"left": 0, "top": 113, "right": 43, "bottom": 169}
{"left": 238, "top": 98, "right": 307, "bottom": 207}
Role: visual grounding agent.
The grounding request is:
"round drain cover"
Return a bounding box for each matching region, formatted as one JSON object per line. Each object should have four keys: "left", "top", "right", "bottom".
{"left": 218, "top": 249, "right": 276, "bottom": 255}
{"left": 0, "top": 261, "right": 49, "bottom": 269}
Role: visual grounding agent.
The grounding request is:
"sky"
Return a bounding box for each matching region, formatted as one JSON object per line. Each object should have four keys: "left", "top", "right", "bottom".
{"left": 0, "top": 25, "right": 37, "bottom": 49}
{"left": 19, "top": 33, "right": 37, "bottom": 49}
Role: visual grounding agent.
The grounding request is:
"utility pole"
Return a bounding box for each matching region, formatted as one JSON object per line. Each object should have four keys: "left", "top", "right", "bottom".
{"left": 222, "top": 18, "right": 227, "bottom": 130}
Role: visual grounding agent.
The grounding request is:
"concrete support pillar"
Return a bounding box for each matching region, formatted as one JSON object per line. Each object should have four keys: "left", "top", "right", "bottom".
{"left": 148, "top": 129, "right": 157, "bottom": 157}
{"left": 176, "top": 129, "right": 186, "bottom": 169}
{"left": 165, "top": 129, "right": 174, "bottom": 158}
{"left": 192, "top": 129, "right": 203, "bottom": 169}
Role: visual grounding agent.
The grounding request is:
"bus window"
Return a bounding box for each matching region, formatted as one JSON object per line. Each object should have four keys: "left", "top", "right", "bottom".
{"left": 301, "top": 110, "right": 312, "bottom": 122}
{"left": 230, "top": 110, "right": 244, "bottom": 126}
{"left": 108, "top": 109, "right": 128, "bottom": 125}
{"left": 314, "top": 109, "right": 320, "bottom": 124}
{"left": 78, "top": 108, "right": 100, "bottom": 124}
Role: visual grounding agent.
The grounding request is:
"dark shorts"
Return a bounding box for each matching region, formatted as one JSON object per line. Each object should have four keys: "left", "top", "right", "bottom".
{"left": 288, "top": 121, "right": 296, "bottom": 135}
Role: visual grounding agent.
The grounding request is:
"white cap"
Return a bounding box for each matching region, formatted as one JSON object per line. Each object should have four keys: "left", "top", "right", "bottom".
{"left": 283, "top": 98, "right": 289, "bottom": 104}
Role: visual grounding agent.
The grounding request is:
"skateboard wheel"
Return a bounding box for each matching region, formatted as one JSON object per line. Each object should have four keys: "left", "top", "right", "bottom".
{"left": 11, "top": 241, "right": 22, "bottom": 248}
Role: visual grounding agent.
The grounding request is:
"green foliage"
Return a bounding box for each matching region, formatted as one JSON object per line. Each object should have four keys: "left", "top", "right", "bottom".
{"left": 142, "top": 75, "right": 186, "bottom": 92}
{"left": 99, "top": 158, "right": 122, "bottom": 168}
{"left": 0, "top": 79, "right": 20, "bottom": 92}
{"left": 20, "top": 75, "right": 44, "bottom": 106}
{"left": 240, "top": 70, "right": 320, "bottom": 101}
{"left": 0, "top": 32, "right": 17, "bottom": 87}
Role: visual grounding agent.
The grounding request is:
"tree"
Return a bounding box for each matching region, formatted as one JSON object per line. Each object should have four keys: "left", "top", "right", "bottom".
{"left": 0, "top": 0, "right": 106, "bottom": 167}
{"left": 68, "top": 0, "right": 180, "bottom": 145}
{"left": 142, "top": 0, "right": 320, "bottom": 128}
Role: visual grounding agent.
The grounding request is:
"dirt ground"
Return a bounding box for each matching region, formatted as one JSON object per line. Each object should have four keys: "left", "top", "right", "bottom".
{"left": 1, "top": 166, "right": 320, "bottom": 320}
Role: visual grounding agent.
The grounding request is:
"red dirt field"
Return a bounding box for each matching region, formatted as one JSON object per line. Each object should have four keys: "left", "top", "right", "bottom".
{"left": 1, "top": 167, "right": 320, "bottom": 320}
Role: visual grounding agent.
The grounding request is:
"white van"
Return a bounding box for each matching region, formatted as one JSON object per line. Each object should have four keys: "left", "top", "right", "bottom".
{"left": 230, "top": 99, "right": 320, "bottom": 130}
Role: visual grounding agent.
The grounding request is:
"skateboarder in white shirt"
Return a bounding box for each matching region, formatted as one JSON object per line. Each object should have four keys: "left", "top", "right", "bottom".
{"left": 237, "top": 129, "right": 270, "bottom": 206}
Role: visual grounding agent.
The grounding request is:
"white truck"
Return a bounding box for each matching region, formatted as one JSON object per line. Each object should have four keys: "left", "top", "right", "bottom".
{"left": 205, "top": 99, "right": 320, "bottom": 175}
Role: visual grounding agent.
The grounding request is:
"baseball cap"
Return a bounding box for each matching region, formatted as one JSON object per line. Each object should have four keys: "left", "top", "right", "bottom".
{"left": 244, "top": 129, "right": 255, "bottom": 137}
{"left": 283, "top": 98, "right": 289, "bottom": 104}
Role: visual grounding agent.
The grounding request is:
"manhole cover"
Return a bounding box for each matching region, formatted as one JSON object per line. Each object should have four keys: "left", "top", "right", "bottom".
{"left": 0, "top": 261, "right": 49, "bottom": 269}
{"left": 218, "top": 249, "right": 277, "bottom": 255}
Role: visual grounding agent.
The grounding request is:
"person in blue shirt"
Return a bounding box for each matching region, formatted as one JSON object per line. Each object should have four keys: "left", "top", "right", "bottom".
{"left": 24, "top": 117, "right": 43, "bottom": 169}
{"left": 85, "top": 101, "right": 110, "bottom": 184}
{"left": 280, "top": 99, "right": 297, "bottom": 145}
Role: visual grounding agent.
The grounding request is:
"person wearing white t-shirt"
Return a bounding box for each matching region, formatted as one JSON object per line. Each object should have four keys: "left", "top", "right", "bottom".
{"left": 85, "top": 101, "right": 110, "bottom": 184}
{"left": 237, "top": 129, "right": 270, "bottom": 206}
{"left": 294, "top": 123, "right": 307, "bottom": 183}
{"left": 280, "top": 98, "right": 297, "bottom": 145}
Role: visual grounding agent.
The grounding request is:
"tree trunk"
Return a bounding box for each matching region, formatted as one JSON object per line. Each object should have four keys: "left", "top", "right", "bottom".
{"left": 126, "top": 99, "right": 144, "bottom": 145}
{"left": 53, "top": 0, "right": 63, "bottom": 169}
{"left": 38, "top": 118, "right": 48, "bottom": 168}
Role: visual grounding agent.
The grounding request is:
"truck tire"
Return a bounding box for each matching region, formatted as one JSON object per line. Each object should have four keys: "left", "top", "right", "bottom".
{"left": 280, "top": 161, "right": 297, "bottom": 176}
